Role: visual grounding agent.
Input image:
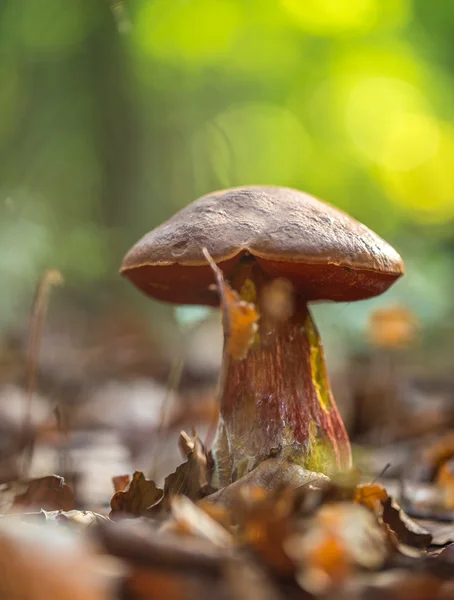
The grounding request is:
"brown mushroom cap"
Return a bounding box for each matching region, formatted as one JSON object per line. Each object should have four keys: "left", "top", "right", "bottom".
{"left": 121, "top": 186, "right": 404, "bottom": 306}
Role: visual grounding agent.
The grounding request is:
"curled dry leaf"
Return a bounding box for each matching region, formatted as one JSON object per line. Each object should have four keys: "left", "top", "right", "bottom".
{"left": 202, "top": 247, "right": 259, "bottom": 360}
{"left": 436, "top": 458, "right": 454, "bottom": 510}
{"left": 166, "top": 495, "right": 233, "bottom": 548}
{"left": 126, "top": 567, "right": 203, "bottom": 600}
{"left": 44, "top": 510, "right": 110, "bottom": 528}
{"left": 158, "top": 434, "right": 213, "bottom": 510}
{"left": 178, "top": 430, "right": 194, "bottom": 458}
{"left": 224, "top": 560, "right": 282, "bottom": 600}
{"left": 416, "top": 520, "right": 454, "bottom": 546}
{"left": 353, "top": 483, "right": 433, "bottom": 550}
{"left": 354, "top": 483, "right": 389, "bottom": 513}
{"left": 196, "top": 500, "right": 232, "bottom": 531}
{"left": 234, "top": 485, "right": 296, "bottom": 575}
{"left": 286, "top": 502, "right": 388, "bottom": 594}
{"left": 353, "top": 570, "right": 445, "bottom": 600}
{"left": 110, "top": 471, "right": 163, "bottom": 519}
{"left": 0, "top": 519, "right": 116, "bottom": 600}
{"left": 422, "top": 432, "right": 454, "bottom": 480}
{"left": 382, "top": 497, "right": 432, "bottom": 549}
{"left": 368, "top": 305, "right": 418, "bottom": 349}
{"left": 112, "top": 474, "right": 131, "bottom": 494}
{"left": 11, "top": 475, "right": 74, "bottom": 512}
{"left": 96, "top": 518, "right": 232, "bottom": 577}
{"left": 204, "top": 457, "right": 329, "bottom": 508}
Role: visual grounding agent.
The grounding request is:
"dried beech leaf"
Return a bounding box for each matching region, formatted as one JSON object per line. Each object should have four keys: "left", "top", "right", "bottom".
{"left": 204, "top": 457, "right": 328, "bottom": 507}
{"left": 202, "top": 247, "right": 259, "bottom": 360}
{"left": 168, "top": 495, "right": 233, "bottom": 547}
{"left": 96, "top": 518, "right": 232, "bottom": 575}
{"left": 126, "top": 567, "right": 198, "bottom": 600}
{"left": 179, "top": 431, "right": 194, "bottom": 458}
{"left": 423, "top": 432, "right": 454, "bottom": 477}
{"left": 436, "top": 458, "right": 454, "bottom": 509}
{"left": 12, "top": 475, "right": 74, "bottom": 512}
{"left": 287, "top": 503, "right": 387, "bottom": 594}
{"left": 159, "top": 436, "right": 211, "bottom": 509}
{"left": 354, "top": 483, "right": 388, "bottom": 513}
{"left": 112, "top": 474, "right": 131, "bottom": 494}
{"left": 368, "top": 305, "right": 418, "bottom": 348}
{"left": 0, "top": 519, "right": 115, "bottom": 600}
{"left": 382, "top": 497, "right": 432, "bottom": 549}
{"left": 234, "top": 486, "right": 296, "bottom": 575}
{"left": 196, "top": 500, "right": 232, "bottom": 531}
{"left": 438, "top": 543, "right": 454, "bottom": 563}
{"left": 222, "top": 284, "right": 259, "bottom": 360}
{"left": 110, "top": 471, "right": 163, "bottom": 519}
{"left": 44, "top": 510, "right": 109, "bottom": 528}
{"left": 416, "top": 520, "right": 454, "bottom": 546}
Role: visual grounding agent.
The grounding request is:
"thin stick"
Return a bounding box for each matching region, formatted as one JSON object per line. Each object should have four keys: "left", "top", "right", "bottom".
{"left": 200, "top": 247, "right": 230, "bottom": 451}
{"left": 148, "top": 357, "right": 184, "bottom": 480}
{"left": 22, "top": 268, "right": 63, "bottom": 477}
{"left": 370, "top": 462, "right": 391, "bottom": 485}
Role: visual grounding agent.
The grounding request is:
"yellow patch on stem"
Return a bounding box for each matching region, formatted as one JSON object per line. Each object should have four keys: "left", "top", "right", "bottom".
{"left": 302, "top": 421, "right": 337, "bottom": 474}
{"left": 306, "top": 313, "right": 332, "bottom": 412}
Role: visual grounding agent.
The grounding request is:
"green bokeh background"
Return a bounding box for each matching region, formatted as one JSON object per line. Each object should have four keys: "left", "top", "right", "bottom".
{"left": 0, "top": 0, "right": 453, "bottom": 350}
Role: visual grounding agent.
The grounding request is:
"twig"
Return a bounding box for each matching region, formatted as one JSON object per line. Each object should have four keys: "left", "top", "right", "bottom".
{"left": 200, "top": 247, "right": 229, "bottom": 452}
{"left": 22, "top": 268, "right": 63, "bottom": 477}
{"left": 148, "top": 357, "right": 184, "bottom": 480}
{"left": 370, "top": 462, "right": 391, "bottom": 485}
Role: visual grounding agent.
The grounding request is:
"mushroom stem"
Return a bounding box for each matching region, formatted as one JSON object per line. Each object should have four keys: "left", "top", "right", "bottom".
{"left": 213, "top": 259, "right": 351, "bottom": 485}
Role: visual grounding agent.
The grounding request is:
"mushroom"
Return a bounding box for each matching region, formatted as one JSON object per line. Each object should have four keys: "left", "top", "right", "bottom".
{"left": 121, "top": 187, "right": 404, "bottom": 483}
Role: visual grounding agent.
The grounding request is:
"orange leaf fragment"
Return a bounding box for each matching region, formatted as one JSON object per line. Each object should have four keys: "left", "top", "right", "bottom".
{"left": 354, "top": 484, "right": 388, "bottom": 513}
{"left": 436, "top": 459, "right": 454, "bottom": 509}
{"left": 368, "top": 305, "right": 418, "bottom": 349}
{"left": 112, "top": 474, "right": 131, "bottom": 494}
{"left": 202, "top": 248, "right": 259, "bottom": 360}
{"left": 12, "top": 475, "right": 74, "bottom": 512}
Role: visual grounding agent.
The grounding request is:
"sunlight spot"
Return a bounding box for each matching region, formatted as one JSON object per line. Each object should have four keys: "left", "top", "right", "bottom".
{"left": 136, "top": 0, "right": 242, "bottom": 65}
{"left": 382, "top": 126, "right": 454, "bottom": 222}
{"left": 344, "top": 77, "right": 434, "bottom": 167}
{"left": 281, "top": 0, "right": 410, "bottom": 35}
{"left": 381, "top": 113, "right": 439, "bottom": 171}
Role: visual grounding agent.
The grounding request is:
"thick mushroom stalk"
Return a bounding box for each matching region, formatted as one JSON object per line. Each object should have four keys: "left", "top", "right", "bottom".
{"left": 214, "top": 258, "right": 351, "bottom": 485}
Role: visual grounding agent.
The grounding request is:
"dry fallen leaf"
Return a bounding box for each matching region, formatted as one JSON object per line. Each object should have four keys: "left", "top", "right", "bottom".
{"left": 368, "top": 305, "right": 418, "bottom": 349}
{"left": 436, "top": 458, "right": 454, "bottom": 510}
{"left": 178, "top": 430, "right": 194, "bottom": 458}
{"left": 158, "top": 434, "right": 213, "bottom": 509}
{"left": 196, "top": 500, "right": 232, "bottom": 531}
{"left": 234, "top": 485, "right": 296, "bottom": 575}
{"left": 11, "top": 475, "right": 74, "bottom": 512}
{"left": 202, "top": 247, "right": 259, "bottom": 360}
{"left": 167, "top": 495, "right": 233, "bottom": 547}
{"left": 112, "top": 474, "right": 131, "bottom": 494}
{"left": 354, "top": 483, "right": 388, "bottom": 513}
{"left": 423, "top": 432, "right": 454, "bottom": 479}
{"left": 0, "top": 519, "right": 117, "bottom": 600}
{"left": 416, "top": 520, "right": 454, "bottom": 546}
{"left": 204, "top": 457, "right": 328, "bottom": 507}
{"left": 45, "top": 510, "right": 110, "bottom": 528}
{"left": 382, "top": 497, "right": 432, "bottom": 549}
{"left": 286, "top": 502, "right": 388, "bottom": 594}
{"left": 110, "top": 471, "right": 163, "bottom": 519}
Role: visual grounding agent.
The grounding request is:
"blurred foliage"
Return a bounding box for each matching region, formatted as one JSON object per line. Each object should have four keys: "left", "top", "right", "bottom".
{"left": 0, "top": 0, "right": 453, "bottom": 337}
